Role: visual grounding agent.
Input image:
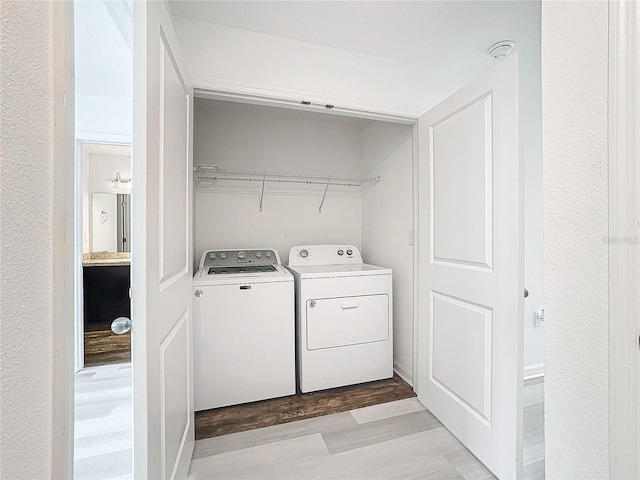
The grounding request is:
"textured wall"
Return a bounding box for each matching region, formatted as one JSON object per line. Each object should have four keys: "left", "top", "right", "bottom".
{"left": 0, "top": 0, "right": 55, "bottom": 478}
{"left": 542, "top": 2, "right": 609, "bottom": 478}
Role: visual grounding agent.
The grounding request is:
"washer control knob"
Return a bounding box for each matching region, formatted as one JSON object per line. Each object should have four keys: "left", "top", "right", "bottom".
{"left": 300, "top": 249, "right": 309, "bottom": 258}
{"left": 208, "top": 252, "right": 216, "bottom": 259}
{"left": 219, "top": 252, "right": 227, "bottom": 259}
{"left": 346, "top": 249, "right": 353, "bottom": 256}
{"left": 265, "top": 251, "right": 272, "bottom": 258}
{"left": 255, "top": 251, "right": 262, "bottom": 258}
{"left": 237, "top": 251, "right": 247, "bottom": 259}
{"left": 337, "top": 249, "right": 344, "bottom": 256}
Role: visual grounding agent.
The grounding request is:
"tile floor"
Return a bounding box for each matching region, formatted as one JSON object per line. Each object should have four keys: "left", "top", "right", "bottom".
{"left": 74, "top": 364, "right": 545, "bottom": 480}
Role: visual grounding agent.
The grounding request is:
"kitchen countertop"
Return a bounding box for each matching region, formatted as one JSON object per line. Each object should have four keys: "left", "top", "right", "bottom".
{"left": 83, "top": 252, "right": 131, "bottom": 267}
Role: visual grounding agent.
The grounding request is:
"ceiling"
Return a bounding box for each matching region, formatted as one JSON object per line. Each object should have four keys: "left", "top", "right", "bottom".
{"left": 168, "top": 1, "right": 541, "bottom": 68}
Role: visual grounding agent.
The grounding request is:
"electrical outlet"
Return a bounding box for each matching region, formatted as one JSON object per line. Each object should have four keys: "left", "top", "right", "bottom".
{"left": 409, "top": 229, "right": 414, "bottom": 246}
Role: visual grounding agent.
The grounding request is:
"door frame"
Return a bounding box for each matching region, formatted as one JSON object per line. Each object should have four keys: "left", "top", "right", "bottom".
{"left": 52, "top": 0, "right": 75, "bottom": 477}
{"left": 74, "top": 137, "right": 132, "bottom": 373}
{"left": 608, "top": 0, "right": 640, "bottom": 477}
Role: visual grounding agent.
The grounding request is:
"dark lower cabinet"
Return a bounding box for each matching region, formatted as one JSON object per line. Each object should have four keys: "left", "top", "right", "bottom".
{"left": 83, "top": 265, "right": 131, "bottom": 332}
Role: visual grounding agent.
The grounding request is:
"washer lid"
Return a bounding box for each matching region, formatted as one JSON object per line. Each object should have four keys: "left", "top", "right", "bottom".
{"left": 286, "top": 263, "right": 391, "bottom": 279}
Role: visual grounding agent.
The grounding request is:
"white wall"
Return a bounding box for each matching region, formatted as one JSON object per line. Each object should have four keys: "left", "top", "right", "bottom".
{"left": 0, "top": 1, "right": 55, "bottom": 477}
{"left": 174, "top": 19, "right": 435, "bottom": 117}
{"left": 542, "top": 2, "right": 609, "bottom": 478}
{"left": 74, "top": 0, "right": 132, "bottom": 138}
{"left": 361, "top": 122, "right": 415, "bottom": 382}
{"left": 521, "top": 20, "right": 545, "bottom": 372}
{"left": 194, "top": 99, "right": 364, "bottom": 264}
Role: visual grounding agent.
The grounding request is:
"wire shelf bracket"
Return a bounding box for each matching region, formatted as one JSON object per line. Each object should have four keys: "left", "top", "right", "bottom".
{"left": 194, "top": 165, "right": 380, "bottom": 213}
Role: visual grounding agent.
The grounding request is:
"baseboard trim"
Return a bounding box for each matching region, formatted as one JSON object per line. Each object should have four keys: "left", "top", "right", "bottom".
{"left": 394, "top": 361, "right": 413, "bottom": 387}
{"left": 524, "top": 363, "right": 545, "bottom": 380}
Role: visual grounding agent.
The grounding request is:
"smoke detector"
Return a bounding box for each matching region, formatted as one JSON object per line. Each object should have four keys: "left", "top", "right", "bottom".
{"left": 488, "top": 40, "right": 515, "bottom": 59}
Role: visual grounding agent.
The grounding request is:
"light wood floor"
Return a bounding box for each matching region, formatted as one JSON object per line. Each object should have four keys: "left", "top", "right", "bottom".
{"left": 74, "top": 365, "right": 545, "bottom": 480}
{"left": 190, "top": 397, "right": 497, "bottom": 480}
{"left": 74, "top": 364, "right": 132, "bottom": 480}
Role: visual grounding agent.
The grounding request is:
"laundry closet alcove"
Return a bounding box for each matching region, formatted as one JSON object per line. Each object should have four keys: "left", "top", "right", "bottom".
{"left": 192, "top": 97, "right": 416, "bottom": 383}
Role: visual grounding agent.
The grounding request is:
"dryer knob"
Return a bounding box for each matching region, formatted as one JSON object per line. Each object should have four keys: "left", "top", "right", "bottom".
{"left": 337, "top": 249, "right": 344, "bottom": 256}
{"left": 220, "top": 252, "right": 227, "bottom": 259}
{"left": 346, "top": 249, "right": 353, "bottom": 256}
{"left": 255, "top": 251, "right": 262, "bottom": 258}
{"left": 265, "top": 251, "right": 273, "bottom": 258}
{"left": 208, "top": 252, "right": 216, "bottom": 259}
{"left": 300, "top": 249, "right": 309, "bottom": 258}
{"left": 237, "top": 251, "right": 247, "bottom": 259}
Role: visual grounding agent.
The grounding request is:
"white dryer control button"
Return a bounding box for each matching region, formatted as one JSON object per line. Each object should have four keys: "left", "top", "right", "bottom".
{"left": 237, "top": 251, "right": 247, "bottom": 259}
{"left": 337, "top": 249, "right": 344, "bottom": 255}
{"left": 208, "top": 252, "right": 216, "bottom": 259}
{"left": 346, "top": 249, "right": 353, "bottom": 256}
{"left": 255, "top": 251, "right": 262, "bottom": 258}
{"left": 300, "top": 249, "right": 309, "bottom": 258}
{"left": 265, "top": 251, "right": 272, "bottom": 258}
{"left": 220, "top": 252, "right": 227, "bottom": 259}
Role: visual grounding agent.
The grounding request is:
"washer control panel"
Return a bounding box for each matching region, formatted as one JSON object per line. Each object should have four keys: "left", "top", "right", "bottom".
{"left": 199, "top": 249, "right": 280, "bottom": 268}
{"left": 288, "top": 245, "right": 363, "bottom": 267}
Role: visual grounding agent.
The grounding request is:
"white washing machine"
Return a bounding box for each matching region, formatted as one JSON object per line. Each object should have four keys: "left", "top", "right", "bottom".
{"left": 287, "top": 245, "right": 393, "bottom": 393}
{"left": 193, "top": 248, "right": 295, "bottom": 411}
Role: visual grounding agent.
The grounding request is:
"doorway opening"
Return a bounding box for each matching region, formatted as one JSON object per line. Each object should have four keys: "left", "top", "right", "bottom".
{"left": 72, "top": 0, "right": 133, "bottom": 476}
{"left": 73, "top": 141, "right": 133, "bottom": 479}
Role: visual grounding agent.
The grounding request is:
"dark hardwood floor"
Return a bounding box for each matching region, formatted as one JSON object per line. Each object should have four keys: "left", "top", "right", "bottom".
{"left": 195, "top": 374, "right": 416, "bottom": 440}
{"left": 84, "top": 329, "right": 131, "bottom": 367}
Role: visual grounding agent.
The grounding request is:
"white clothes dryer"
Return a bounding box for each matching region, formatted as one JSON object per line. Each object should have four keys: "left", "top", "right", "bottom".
{"left": 193, "top": 249, "right": 295, "bottom": 411}
{"left": 286, "top": 245, "right": 393, "bottom": 393}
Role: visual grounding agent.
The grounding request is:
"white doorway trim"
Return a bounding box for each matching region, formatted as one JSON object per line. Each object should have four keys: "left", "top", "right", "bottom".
{"left": 52, "top": 0, "right": 75, "bottom": 478}
{"left": 192, "top": 77, "right": 422, "bottom": 121}
{"left": 609, "top": 0, "right": 640, "bottom": 478}
{"left": 193, "top": 87, "right": 418, "bottom": 125}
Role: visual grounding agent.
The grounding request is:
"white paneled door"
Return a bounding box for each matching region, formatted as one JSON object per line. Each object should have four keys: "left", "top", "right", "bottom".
{"left": 132, "top": 1, "right": 194, "bottom": 478}
{"left": 417, "top": 53, "right": 523, "bottom": 479}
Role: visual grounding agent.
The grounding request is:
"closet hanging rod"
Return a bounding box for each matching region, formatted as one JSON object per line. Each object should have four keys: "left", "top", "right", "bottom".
{"left": 194, "top": 165, "right": 380, "bottom": 187}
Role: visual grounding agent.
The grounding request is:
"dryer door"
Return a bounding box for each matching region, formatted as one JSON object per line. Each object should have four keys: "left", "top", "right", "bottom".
{"left": 306, "top": 294, "right": 389, "bottom": 350}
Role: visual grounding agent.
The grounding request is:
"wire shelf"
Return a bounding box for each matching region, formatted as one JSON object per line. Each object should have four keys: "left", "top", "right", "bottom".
{"left": 193, "top": 165, "right": 379, "bottom": 187}
{"left": 194, "top": 165, "right": 379, "bottom": 213}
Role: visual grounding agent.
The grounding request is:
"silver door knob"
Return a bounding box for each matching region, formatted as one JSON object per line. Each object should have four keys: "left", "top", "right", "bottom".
{"left": 111, "top": 317, "right": 132, "bottom": 335}
{"left": 524, "top": 288, "right": 529, "bottom": 298}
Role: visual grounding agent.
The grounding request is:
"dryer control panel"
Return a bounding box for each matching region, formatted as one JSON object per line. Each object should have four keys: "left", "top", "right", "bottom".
{"left": 288, "top": 245, "right": 363, "bottom": 267}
